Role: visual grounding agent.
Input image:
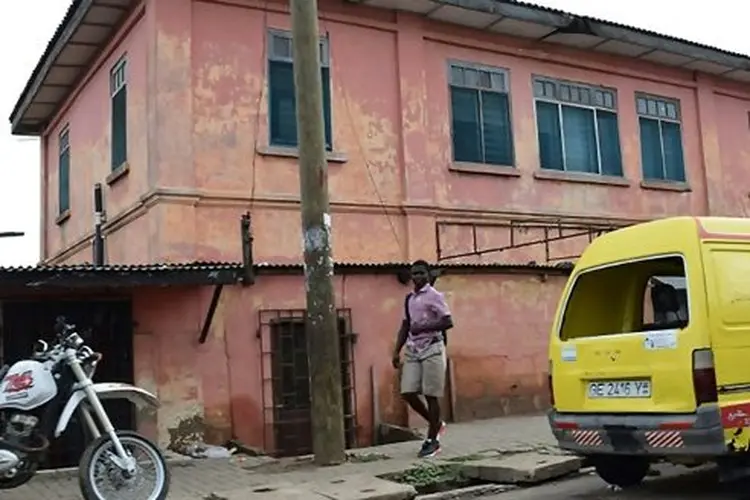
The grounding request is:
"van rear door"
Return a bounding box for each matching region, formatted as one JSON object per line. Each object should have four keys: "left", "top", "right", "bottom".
{"left": 701, "top": 245, "right": 750, "bottom": 419}
{"left": 551, "top": 255, "right": 707, "bottom": 414}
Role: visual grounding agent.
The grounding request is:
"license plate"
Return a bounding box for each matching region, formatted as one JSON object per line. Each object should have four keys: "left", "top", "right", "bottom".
{"left": 588, "top": 380, "right": 651, "bottom": 399}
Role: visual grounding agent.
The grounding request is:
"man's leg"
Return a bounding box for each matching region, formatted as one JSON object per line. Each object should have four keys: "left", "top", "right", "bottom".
{"left": 424, "top": 396, "right": 441, "bottom": 440}
{"left": 419, "top": 348, "right": 447, "bottom": 457}
{"left": 423, "top": 354, "right": 446, "bottom": 440}
{"left": 400, "top": 358, "right": 430, "bottom": 422}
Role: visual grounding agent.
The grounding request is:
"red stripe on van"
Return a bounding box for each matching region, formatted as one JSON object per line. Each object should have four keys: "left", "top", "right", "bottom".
{"left": 721, "top": 403, "right": 750, "bottom": 428}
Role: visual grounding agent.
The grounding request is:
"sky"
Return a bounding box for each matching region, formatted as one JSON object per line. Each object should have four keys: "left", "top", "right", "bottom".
{"left": 0, "top": 0, "right": 747, "bottom": 266}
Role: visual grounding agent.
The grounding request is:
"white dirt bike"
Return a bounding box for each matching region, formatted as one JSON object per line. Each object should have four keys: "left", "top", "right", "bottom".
{"left": 0, "top": 316, "right": 170, "bottom": 499}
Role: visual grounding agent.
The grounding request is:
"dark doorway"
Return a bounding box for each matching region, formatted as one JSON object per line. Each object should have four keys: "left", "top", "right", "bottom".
{"left": 259, "top": 309, "right": 357, "bottom": 457}
{"left": 1, "top": 298, "right": 135, "bottom": 469}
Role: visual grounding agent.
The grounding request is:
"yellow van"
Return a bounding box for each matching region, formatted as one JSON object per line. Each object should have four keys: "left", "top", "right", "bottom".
{"left": 548, "top": 216, "right": 750, "bottom": 488}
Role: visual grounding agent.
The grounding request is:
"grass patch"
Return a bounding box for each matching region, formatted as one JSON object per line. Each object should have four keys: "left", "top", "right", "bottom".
{"left": 379, "top": 462, "right": 480, "bottom": 494}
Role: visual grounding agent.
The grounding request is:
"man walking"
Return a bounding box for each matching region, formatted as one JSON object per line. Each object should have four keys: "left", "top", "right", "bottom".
{"left": 392, "top": 260, "right": 454, "bottom": 458}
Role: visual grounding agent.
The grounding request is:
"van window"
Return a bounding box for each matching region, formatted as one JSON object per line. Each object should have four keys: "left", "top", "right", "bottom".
{"left": 560, "top": 256, "right": 689, "bottom": 340}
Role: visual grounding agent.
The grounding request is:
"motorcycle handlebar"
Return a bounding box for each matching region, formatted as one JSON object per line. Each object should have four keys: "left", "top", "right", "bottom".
{"left": 54, "top": 315, "right": 75, "bottom": 336}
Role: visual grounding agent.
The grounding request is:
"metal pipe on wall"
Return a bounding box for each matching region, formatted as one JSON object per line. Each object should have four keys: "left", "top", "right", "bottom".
{"left": 93, "top": 183, "right": 105, "bottom": 266}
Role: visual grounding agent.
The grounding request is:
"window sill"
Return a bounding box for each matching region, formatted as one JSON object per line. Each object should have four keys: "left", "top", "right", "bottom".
{"left": 257, "top": 145, "right": 348, "bottom": 163}
{"left": 55, "top": 210, "right": 71, "bottom": 226}
{"left": 449, "top": 162, "right": 520, "bottom": 177}
{"left": 640, "top": 180, "right": 691, "bottom": 192}
{"left": 534, "top": 169, "right": 631, "bottom": 187}
{"left": 106, "top": 162, "right": 130, "bottom": 186}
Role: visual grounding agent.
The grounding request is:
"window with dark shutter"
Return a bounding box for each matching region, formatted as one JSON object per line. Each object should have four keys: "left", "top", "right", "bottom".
{"left": 449, "top": 62, "right": 514, "bottom": 166}
{"left": 58, "top": 128, "right": 70, "bottom": 215}
{"left": 268, "top": 30, "right": 332, "bottom": 150}
{"left": 110, "top": 58, "right": 127, "bottom": 170}
{"left": 636, "top": 94, "right": 685, "bottom": 182}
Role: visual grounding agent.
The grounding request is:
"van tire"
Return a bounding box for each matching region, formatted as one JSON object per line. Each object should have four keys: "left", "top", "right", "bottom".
{"left": 594, "top": 456, "right": 650, "bottom": 488}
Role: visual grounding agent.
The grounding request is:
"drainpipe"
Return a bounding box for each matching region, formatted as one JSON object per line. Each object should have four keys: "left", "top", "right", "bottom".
{"left": 93, "top": 183, "right": 105, "bottom": 266}
{"left": 240, "top": 212, "right": 255, "bottom": 285}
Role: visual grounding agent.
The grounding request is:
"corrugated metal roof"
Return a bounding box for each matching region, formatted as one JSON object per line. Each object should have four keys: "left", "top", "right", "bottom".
{"left": 0, "top": 261, "right": 243, "bottom": 273}
{"left": 9, "top": 0, "right": 83, "bottom": 130}
{"left": 0, "top": 260, "right": 571, "bottom": 273}
{"left": 254, "top": 261, "right": 573, "bottom": 273}
{"left": 509, "top": 0, "right": 749, "bottom": 60}
{"left": 0, "top": 260, "right": 570, "bottom": 291}
{"left": 0, "top": 260, "right": 247, "bottom": 288}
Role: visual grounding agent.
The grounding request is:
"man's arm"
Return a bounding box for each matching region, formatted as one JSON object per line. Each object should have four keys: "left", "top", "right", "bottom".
{"left": 411, "top": 315, "right": 453, "bottom": 334}
{"left": 394, "top": 319, "right": 409, "bottom": 355}
{"left": 392, "top": 319, "right": 409, "bottom": 368}
{"left": 411, "top": 291, "right": 454, "bottom": 334}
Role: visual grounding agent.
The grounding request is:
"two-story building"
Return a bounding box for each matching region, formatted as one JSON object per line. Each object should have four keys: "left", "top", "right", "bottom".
{"left": 8, "top": 0, "right": 750, "bottom": 457}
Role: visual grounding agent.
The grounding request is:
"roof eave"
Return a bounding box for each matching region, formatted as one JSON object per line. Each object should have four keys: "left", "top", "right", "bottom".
{"left": 349, "top": 0, "right": 750, "bottom": 82}
{"left": 9, "top": 0, "right": 94, "bottom": 137}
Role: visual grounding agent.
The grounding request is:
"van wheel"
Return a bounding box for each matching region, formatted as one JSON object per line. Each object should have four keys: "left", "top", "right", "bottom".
{"left": 594, "top": 456, "right": 650, "bottom": 488}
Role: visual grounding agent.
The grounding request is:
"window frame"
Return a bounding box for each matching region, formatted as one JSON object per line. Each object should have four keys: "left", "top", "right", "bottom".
{"left": 267, "top": 29, "right": 332, "bottom": 150}
{"left": 635, "top": 92, "right": 685, "bottom": 182}
{"left": 110, "top": 56, "right": 128, "bottom": 171}
{"left": 58, "top": 127, "right": 71, "bottom": 216}
{"left": 556, "top": 253, "right": 692, "bottom": 340}
{"left": 447, "top": 60, "right": 514, "bottom": 166}
{"left": 532, "top": 75, "right": 622, "bottom": 176}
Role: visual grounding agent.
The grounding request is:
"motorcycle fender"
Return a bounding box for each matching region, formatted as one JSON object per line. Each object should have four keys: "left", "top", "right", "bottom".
{"left": 54, "top": 383, "right": 159, "bottom": 438}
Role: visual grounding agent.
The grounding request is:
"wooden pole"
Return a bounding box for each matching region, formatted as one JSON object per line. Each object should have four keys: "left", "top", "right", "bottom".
{"left": 290, "top": 0, "right": 346, "bottom": 466}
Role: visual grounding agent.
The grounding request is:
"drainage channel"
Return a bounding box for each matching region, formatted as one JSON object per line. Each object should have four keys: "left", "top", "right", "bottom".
{"left": 377, "top": 450, "right": 587, "bottom": 499}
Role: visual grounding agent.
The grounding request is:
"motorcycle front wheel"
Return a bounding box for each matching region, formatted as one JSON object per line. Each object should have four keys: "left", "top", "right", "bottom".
{"left": 78, "top": 430, "right": 170, "bottom": 500}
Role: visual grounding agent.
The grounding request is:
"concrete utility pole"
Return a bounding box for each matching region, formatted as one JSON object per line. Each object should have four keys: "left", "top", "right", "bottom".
{"left": 290, "top": 0, "right": 346, "bottom": 466}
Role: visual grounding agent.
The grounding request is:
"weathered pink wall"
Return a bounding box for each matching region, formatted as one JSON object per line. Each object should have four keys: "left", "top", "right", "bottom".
{"left": 130, "top": 269, "right": 566, "bottom": 450}
{"left": 41, "top": 5, "right": 149, "bottom": 263}
{"left": 715, "top": 92, "right": 750, "bottom": 216}
{"left": 41, "top": 0, "right": 750, "bottom": 267}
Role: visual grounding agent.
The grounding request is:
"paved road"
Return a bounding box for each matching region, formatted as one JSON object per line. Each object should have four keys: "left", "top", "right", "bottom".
{"left": 495, "top": 464, "right": 750, "bottom": 499}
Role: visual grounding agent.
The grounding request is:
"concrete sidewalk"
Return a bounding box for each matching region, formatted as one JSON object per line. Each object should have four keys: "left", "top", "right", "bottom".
{"left": 4, "top": 414, "right": 557, "bottom": 499}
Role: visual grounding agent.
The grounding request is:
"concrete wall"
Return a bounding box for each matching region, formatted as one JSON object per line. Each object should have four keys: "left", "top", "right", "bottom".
{"left": 41, "top": 0, "right": 750, "bottom": 266}
{"left": 130, "top": 269, "right": 566, "bottom": 450}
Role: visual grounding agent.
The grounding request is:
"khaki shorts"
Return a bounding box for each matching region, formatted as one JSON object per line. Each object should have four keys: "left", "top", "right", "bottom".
{"left": 400, "top": 341, "right": 446, "bottom": 398}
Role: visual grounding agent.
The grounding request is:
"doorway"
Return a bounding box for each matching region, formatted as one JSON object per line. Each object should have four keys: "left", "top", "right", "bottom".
{"left": 1, "top": 298, "right": 135, "bottom": 469}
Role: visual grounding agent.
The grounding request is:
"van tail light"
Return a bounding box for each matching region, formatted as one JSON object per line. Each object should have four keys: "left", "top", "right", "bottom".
{"left": 692, "top": 349, "right": 718, "bottom": 406}
{"left": 548, "top": 360, "right": 555, "bottom": 408}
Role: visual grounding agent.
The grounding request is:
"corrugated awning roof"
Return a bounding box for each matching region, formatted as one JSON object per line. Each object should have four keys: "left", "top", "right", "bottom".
{"left": 0, "top": 261, "right": 245, "bottom": 288}
{"left": 13, "top": 0, "right": 749, "bottom": 137}
{"left": 0, "top": 259, "right": 570, "bottom": 288}
{"left": 254, "top": 261, "right": 571, "bottom": 273}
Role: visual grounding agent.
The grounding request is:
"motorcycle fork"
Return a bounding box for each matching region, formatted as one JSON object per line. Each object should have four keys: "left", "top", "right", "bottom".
{"left": 68, "top": 357, "right": 136, "bottom": 474}
{"left": 78, "top": 406, "right": 101, "bottom": 440}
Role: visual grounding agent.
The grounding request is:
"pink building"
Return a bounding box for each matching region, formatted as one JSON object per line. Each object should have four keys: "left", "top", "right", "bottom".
{"left": 8, "top": 0, "right": 750, "bottom": 457}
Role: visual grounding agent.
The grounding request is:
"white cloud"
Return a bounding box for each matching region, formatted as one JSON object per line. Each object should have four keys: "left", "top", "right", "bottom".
{"left": 0, "top": 2, "right": 70, "bottom": 266}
